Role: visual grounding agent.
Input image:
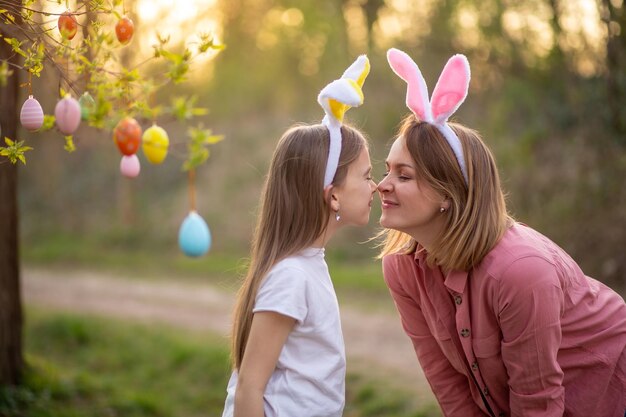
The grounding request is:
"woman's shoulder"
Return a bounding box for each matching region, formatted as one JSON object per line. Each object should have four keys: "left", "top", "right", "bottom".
{"left": 479, "top": 222, "right": 569, "bottom": 284}
{"left": 382, "top": 251, "right": 418, "bottom": 271}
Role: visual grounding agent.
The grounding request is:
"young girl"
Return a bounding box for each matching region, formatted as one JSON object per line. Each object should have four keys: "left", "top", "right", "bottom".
{"left": 221, "top": 56, "right": 376, "bottom": 417}
{"left": 378, "top": 48, "right": 626, "bottom": 417}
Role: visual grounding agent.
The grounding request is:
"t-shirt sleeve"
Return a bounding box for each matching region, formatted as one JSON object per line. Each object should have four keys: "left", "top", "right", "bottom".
{"left": 252, "top": 266, "right": 308, "bottom": 323}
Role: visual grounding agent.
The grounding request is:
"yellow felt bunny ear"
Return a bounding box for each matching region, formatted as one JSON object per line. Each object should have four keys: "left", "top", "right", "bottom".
{"left": 318, "top": 55, "right": 370, "bottom": 187}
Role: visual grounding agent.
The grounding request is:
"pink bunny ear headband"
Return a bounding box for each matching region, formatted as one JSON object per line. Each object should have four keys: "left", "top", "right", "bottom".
{"left": 318, "top": 55, "right": 370, "bottom": 188}
{"left": 387, "top": 48, "right": 471, "bottom": 183}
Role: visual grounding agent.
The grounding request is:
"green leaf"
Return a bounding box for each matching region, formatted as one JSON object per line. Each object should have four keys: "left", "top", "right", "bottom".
{"left": 0, "top": 61, "right": 14, "bottom": 87}
{"left": 1, "top": 137, "right": 32, "bottom": 164}
{"left": 64, "top": 136, "right": 76, "bottom": 153}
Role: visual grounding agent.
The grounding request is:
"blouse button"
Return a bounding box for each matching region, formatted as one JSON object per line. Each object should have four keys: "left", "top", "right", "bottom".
{"left": 460, "top": 328, "right": 470, "bottom": 337}
{"left": 471, "top": 361, "right": 479, "bottom": 371}
{"left": 483, "top": 387, "right": 490, "bottom": 396}
{"left": 454, "top": 295, "right": 462, "bottom": 305}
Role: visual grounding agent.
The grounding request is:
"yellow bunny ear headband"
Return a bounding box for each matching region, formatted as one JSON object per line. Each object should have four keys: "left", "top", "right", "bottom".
{"left": 317, "top": 55, "right": 370, "bottom": 188}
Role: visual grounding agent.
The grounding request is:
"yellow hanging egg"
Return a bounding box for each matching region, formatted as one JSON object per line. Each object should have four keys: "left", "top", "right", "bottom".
{"left": 142, "top": 124, "right": 169, "bottom": 164}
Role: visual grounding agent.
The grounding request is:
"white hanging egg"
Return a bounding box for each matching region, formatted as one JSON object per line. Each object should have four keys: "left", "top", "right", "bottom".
{"left": 120, "top": 154, "right": 141, "bottom": 178}
{"left": 54, "top": 95, "right": 81, "bottom": 135}
{"left": 20, "top": 95, "right": 44, "bottom": 131}
{"left": 178, "top": 211, "right": 211, "bottom": 257}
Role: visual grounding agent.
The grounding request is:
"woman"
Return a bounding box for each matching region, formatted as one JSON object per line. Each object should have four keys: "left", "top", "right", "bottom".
{"left": 378, "top": 48, "right": 626, "bottom": 417}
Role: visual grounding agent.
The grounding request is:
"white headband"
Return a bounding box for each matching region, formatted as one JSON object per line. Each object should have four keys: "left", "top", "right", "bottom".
{"left": 317, "top": 55, "right": 370, "bottom": 188}
{"left": 387, "top": 49, "right": 471, "bottom": 183}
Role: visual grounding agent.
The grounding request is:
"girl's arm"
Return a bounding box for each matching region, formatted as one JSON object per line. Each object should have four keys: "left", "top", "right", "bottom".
{"left": 234, "top": 311, "right": 296, "bottom": 417}
{"left": 383, "top": 256, "right": 486, "bottom": 416}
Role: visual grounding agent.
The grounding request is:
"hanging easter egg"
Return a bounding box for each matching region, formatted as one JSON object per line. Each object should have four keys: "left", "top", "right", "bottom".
{"left": 20, "top": 95, "right": 44, "bottom": 131}
{"left": 120, "top": 154, "right": 141, "bottom": 178}
{"left": 178, "top": 211, "right": 211, "bottom": 257}
{"left": 142, "top": 124, "right": 169, "bottom": 164}
{"left": 115, "top": 16, "right": 134, "bottom": 45}
{"left": 78, "top": 92, "right": 96, "bottom": 121}
{"left": 58, "top": 11, "right": 78, "bottom": 40}
{"left": 113, "top": 117, "right": 142, "bottom": 155}
{"left": 54, "top": 95, "right": 81, "bottom": 135}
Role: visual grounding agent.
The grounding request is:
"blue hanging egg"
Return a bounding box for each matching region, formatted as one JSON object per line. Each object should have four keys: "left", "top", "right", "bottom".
{"left": 178, "top": 211, "right": 211, "bottom": 257}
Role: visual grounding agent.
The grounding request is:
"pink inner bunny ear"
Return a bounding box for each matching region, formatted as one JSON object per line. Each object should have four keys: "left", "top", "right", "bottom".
{"left": 387, "top": 48, "right": 432, "bottom": 122}
{"left": 430, "top": 54, "right": 470, "bottom": 124}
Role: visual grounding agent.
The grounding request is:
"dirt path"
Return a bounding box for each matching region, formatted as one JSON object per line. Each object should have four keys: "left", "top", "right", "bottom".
{"left": 22, "top": 267, "right": 436, "bottom": 403}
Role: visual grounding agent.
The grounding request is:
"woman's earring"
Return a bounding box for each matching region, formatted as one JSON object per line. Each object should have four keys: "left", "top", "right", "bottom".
{"left": 335, "top": 211, "right": 341, "bottom": 221}
{"left": 439, "top": 207, "right": 446, "bottom": 213}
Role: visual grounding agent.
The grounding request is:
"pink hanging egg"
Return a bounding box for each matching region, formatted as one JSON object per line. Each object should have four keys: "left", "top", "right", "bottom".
{"left": 120, "top": 154, "right": 140, "bottom": 178}
{"left": 54, "top": 95, "right": 81, "bottom": 135}
{"left": 20, "top": 95, "right": 44, "bottom": 131}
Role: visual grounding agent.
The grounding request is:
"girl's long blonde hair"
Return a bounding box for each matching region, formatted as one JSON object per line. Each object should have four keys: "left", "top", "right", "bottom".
{"left": 379, "top": 115, "right": 512, "bottom": 271}
{"left": 232, "top": 124, "right": 367, "bottom": 369}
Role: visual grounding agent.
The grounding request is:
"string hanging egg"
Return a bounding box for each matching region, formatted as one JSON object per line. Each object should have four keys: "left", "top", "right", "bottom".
{"left": 113, "top": 117, "right": 142, "bottom": 155}
{"left": 120, "top": 154, "right": 141, "bottom": 178}
{"left": 178, "top": 211, "right": 211, "bottom": 257}
{"left": 20, "top": 95, "right": 44, "bottom": 131}
{"left": 78, "top": 92, "right": 96, "bottom": 121}
{"left": 142, "top": 124, "right": 169, "bottom": 164}
{"left": 54, "top": 95, "right": 81, "bottom": 135}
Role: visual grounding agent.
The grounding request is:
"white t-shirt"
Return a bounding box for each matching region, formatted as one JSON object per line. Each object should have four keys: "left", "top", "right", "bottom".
{"left": 222, "top": 247, "right": 346, "bottom": 417}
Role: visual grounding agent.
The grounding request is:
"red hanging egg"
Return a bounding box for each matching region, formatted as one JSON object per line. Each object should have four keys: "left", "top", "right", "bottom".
{"left": 54, "top": 95, "right": 81, "bottom": 135}
{"left": 58, "top": 11, "right": 78, "bottom": 40}
{"left": 115, "top": 16, "right": 134, "bottom": 45}
{"left": 20, "top": 95, "right": 44, "bottom": 131}
{"left": 113, "top": 117, "right": 142, "bottom": 155}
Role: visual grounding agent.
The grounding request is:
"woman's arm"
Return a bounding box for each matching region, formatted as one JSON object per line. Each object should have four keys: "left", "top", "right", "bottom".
{"left": 497, "top": 257, "right": 565, "bottom": 416}
{"left": 234, "top": 311, "right": 296, "bottom": 417}
{"left": 383, "top": 256, "right": 486, "bottom": 416}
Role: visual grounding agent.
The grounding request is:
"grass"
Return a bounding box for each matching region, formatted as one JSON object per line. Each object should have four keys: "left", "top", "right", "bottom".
{"left": 0, "top": 309, "right": 440, "bottom": 417}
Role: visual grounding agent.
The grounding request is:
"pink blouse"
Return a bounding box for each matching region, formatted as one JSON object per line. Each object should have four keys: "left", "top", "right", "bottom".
{"left": 383, "top": 223, "right": 626, "bottom": 417}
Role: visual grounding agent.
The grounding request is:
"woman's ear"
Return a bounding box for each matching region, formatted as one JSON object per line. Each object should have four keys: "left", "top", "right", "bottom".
{"left": 441, "top": 197, "right": 451, "bottom": 211}
{"left": 324, "top": 184, "right": 340, "bottom": 213}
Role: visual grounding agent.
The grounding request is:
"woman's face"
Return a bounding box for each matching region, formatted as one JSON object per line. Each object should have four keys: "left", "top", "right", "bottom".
{"left": 377, "top": 137, "right": 448, "bottom": 243}
{"left": 334, "top": 147, "right": 377, "bottom": 227}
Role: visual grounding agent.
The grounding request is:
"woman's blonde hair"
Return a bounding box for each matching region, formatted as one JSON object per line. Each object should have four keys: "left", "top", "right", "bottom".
{"left": 379, "top": 115, "right": 512, "bottom": 271}
{"left": 231, "top": 124, "right": 367, "bottom": 369}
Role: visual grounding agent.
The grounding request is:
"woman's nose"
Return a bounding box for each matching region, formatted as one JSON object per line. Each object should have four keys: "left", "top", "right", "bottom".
{"left": 377, "top": 176, "right": 391, "bottom": 192}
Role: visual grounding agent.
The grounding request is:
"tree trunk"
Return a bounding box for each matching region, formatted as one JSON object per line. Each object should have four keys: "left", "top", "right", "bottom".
{"left": 0, "top": 0, "right": 24, "bottom": 386}
{"left": 603, "top": 0, "right": 626, "bottom": 137}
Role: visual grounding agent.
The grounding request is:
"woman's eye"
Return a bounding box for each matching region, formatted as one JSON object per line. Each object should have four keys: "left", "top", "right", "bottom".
{"left": 398, "top": 175, "right": 411, "bottom": 181}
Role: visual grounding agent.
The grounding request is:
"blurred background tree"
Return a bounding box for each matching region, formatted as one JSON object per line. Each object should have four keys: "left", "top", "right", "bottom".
{"left": 0, "top": 0, "right": 223, "bottom": 385}
{"left": 4, "top": 0, "right": 625, "bottom": 387}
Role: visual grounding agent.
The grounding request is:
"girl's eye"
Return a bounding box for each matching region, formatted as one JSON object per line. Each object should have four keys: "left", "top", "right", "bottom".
{"left": 399, "top": 175, "right": 411, "bottom": 181}
{"left": 366, "top": 176, "right": 372, "bottom": 181}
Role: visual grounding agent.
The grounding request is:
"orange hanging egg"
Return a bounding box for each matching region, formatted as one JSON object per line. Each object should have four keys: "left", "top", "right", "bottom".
{"left": 115, "top": 16, "right": 134, "bottom": 45}
{"left": 113, "top": 117, "right": 142, "bottom": 156}
{"left": 58, "top": 11, "right": 78, "bottom": 40}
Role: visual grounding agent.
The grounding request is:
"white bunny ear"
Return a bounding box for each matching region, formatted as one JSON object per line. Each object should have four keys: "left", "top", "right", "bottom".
{"left": 387, "top": 48, "right": 432, "bottom": 122}
{"left": 318, "top": 55, "right": 370, "bottom": 187}
{"left": 318, "top": 79, "right": 365, "bottom": 126}
{"left": 430, "top": 54, "right": 470, "bottom": 124}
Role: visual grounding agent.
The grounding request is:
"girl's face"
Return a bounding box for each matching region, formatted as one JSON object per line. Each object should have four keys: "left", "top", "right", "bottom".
{"left": 377, "top": 137, "right": 448, "bottom": 244}
{"left": 334, "top": 147, "right": 377, "bottom": 227}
